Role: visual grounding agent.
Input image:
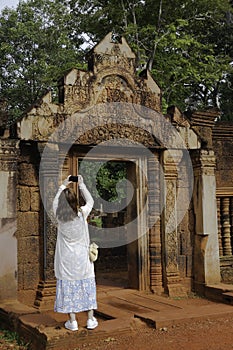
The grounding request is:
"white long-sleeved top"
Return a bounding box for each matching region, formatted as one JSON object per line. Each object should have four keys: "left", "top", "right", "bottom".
{"left": 53, "top": 183, "right": 94, "bottom": 281}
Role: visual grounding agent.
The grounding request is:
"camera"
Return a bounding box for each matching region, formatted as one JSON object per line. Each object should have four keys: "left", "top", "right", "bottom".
{"left": 69, "top": 175, "right": 79, "bottom": 182}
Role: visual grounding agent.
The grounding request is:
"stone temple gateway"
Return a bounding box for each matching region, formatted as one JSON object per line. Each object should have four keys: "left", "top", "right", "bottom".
{"left": 0, "top": 33, "right": 233, "bottom": 308}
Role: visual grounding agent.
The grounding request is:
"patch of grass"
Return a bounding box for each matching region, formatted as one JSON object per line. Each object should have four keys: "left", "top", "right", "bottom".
{"left": 0, "top": 328, "right": 29, "bottom": 349}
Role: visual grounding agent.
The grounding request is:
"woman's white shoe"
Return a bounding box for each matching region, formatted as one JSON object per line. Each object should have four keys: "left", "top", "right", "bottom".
{"left": 64, "top": 320, "right": 78, "bottom": 331}
{"left": 87, "top": 317, "right": 98, "bottom": 330}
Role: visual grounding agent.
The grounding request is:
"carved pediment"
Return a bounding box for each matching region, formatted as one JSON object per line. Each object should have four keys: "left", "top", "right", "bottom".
{"left": 77, "top": 123, "right": 160, "bottom": 147}
{"left": 17, "top": 32, "right": 200, "bottom": 151}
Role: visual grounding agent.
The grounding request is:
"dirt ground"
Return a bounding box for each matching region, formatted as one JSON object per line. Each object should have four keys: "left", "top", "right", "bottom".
{"left": 77, "top": 315, "right": 233, "bottom": 350}
{"left": 0, "top": 314, "right": 233, "bottom": 350}
{"left": 0, "top": 295, "right": 233, "bottom": 350}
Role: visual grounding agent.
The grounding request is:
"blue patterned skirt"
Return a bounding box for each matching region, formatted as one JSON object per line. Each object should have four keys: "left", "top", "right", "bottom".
{"left": 54, "top": 277, "right": 97, "bottom": 313}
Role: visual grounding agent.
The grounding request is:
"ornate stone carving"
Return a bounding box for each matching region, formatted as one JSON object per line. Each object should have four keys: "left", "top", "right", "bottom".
{"left": 162, "top": 150, "right": 187, "bottom": 296}
{"left": 192, "top": 149, "right": 216, "bottom": 176}
{"left": 96, "top": 75, "right": 134, "bottom": 104}
{"left": 15, "top": 32, "right": 208, "bottom": 302}
{"left": 38, "top": 143, "right": 59, "bottom": 281}
{"left": 186, "top": 109, "right": 220, "bottom": 149}
{"left": 34, "top": 280, "right": 57, "bottom": 310}
{"left": 77, "top": 123, "right": 159, "bottom": 147}
{"left": 18, "top": 33, "right": 162, "bottom": 143}
{"left": 217, "top": 197, "right": 223, "bottom": 257}
{"left": 221, "top": 197, "right": 232, "bottom": 256}
{"left": 147, "top": 154, "right": 163, "bottom": 293}
{"left": 0, "top": 139, "right": 19, "bottom": 171}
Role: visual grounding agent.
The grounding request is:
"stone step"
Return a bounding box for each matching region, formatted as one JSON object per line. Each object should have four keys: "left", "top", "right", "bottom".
{"left": 1, "top": 288, "right": 233, "bottom": 350}
{"left": 96, "top": 300, "right": 130, "bottom": 319}
{"left": 222, "top": 292, "right": 233, "bottom": 305}
{"left": 205, "top": 284, "right": 233, "bottom": 305}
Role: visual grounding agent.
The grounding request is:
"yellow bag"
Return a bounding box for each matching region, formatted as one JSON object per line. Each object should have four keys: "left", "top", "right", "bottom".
{"left": 89, "top": 242, "right": 98, "bottom": 262}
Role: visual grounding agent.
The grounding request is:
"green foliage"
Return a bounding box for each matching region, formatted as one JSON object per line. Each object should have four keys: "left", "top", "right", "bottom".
{"left": 218, "top": 72, "right": 233, "bottom": 120}
{"left": 89, "top": 216, "right": 102, "bottom": 227}
{"left": 0, "top": 0, "right": 85, "bottom": 124}
{"left": 0, "top": 0, "right": 233, "bottom": 121}
{"left": 79, "top": 160, "right": 127, "bottom": 202}
{"left": 69, "top": 0, "right": 233, "bottom": 117}
{"left": 96, "top": 162, "right": 127, "bottom": 202}
{"left": 0, "top": 328, "right": 29, "bottom": 348}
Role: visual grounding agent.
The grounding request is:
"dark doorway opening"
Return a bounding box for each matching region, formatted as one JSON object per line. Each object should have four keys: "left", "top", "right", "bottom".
{"left": 78, "top": 159, "right": 138, "bottom": 289}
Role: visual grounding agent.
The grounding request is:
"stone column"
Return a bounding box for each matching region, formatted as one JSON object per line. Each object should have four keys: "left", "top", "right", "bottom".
{"left": 217, "top": 197, "right": 223, "bottom": 257}
{"left": 58, "top": 144, "right": 71, "bottom": 183}
{"left": 162, "top": 150, "right": 187, "bottom": 297}
{"left": 192, "top": 149, "right": 221, "bottom": 293}
{"left": 0, "top": 138, "right": 19, "bottom": 300}
{"left": 34, "top": 142, "right": 59, "bottom": 309}
{"left": 148, "top": 153, "right": 163, "bottom": 294}
{"left": 221, "top": 197, "right": 232, "bottom": 256}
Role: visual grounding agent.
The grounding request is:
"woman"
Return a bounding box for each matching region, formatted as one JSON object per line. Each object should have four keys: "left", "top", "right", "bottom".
{"left": 53, "top": 174, "right": 98, "bottom": 331}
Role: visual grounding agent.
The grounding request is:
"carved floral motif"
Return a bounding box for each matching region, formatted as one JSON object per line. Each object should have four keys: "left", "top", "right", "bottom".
{"left": 0, "top": 140, "right": 19, "bottom": 171}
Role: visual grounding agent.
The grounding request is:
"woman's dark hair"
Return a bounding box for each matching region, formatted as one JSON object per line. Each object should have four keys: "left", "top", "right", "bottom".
{"left": 56, "top": 188, "right": 78, "bottom": 222}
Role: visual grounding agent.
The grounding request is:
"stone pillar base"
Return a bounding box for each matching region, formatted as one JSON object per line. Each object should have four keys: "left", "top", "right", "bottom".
{"left": 167, "top": 284, "right": 187, "bottom": 298}
{"left": 150, "top": 284, "right": 165, "bottom": 296}
{"left": 166, "top": 274, "right": 187, "bottom": 298}
{"left": 34, "top": 280, "right": 56, "bottom": 311}
{"left": 193, "top": 281, "right": 206, "bottom": 296}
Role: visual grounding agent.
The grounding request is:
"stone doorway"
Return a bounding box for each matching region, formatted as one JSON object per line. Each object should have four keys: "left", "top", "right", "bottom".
{"left": 73, "top": 150, "right": 149, "bottom": 291}
{"left": 1, "top": 31, "right": 228, "bottom": 309}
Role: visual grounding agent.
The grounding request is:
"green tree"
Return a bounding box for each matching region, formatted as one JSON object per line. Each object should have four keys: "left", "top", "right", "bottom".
{"left": 0, "top": 0, "right": 233, "bottom": 122}
{"left": 69, "top": 0, "right": 233, "bottom": 116}
{"left": 79, "top": 160, "right": 127, "bottom": 203}
{"left": 219, "top": 73, "right": 233, "bottom": 121}
{"left": 0, "top": 0, "right": 85, "bottom": 124}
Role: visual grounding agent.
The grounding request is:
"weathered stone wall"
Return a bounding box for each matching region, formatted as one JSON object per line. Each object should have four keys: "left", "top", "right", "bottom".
{"left": 177, "top": 205, "right": 194, "bottom": 289}
{"left": 213, "top": 121, "right": 233, "bottom": 283}
{"left": 0, "top": 139, "right": 18, "bottom": 300}
{"left": 12, "top": 32, "right": 228, "bottom": 305}
{"left": 17, "top": 141, "right": 42, "bottom": 302}
{"left": 213, "top": 122, "right": 233, "bottom": 188}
